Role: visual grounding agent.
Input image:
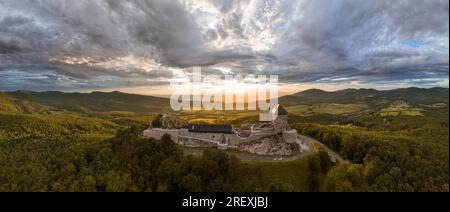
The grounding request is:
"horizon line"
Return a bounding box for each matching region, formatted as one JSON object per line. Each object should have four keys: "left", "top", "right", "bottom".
{"left": 2, "top": 86, "right": 448, "bottom": 99}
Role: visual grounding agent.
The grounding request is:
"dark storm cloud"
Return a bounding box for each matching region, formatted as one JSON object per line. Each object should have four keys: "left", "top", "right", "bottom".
{"left": 0, "top": 40, "right": 22, "bottom": 54}
{"left": 386, "top": 0, "right": 449, "bottom": 36}
{"left": 0, "top": 0, "right": 448, "bottom": 91}
{"left": 274, "top": 0, "right": 449, "bottom": 67}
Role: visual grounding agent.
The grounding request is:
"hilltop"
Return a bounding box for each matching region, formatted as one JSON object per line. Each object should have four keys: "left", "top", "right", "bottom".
{"left": 1, "top": 87, "right": 448, "bottom": 117}
{"left": 0, "top": 90, "right": 171, "bottom": 114}
{"left": 279, "top": 87, "right": 448, "bottom": 117}
{"left": 280, "top": 87, "right": 449, "bottom": 106}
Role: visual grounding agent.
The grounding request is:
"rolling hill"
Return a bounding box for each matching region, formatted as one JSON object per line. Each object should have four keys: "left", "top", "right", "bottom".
{"left": 279, "top": 87, "right": 449, "bottom": 116}
{"left": 1, "top": 90, "right": 171, "bottom": 114}
{"left": 280, "top": 87, "right": 449, "bottom": 106}
{"left": 0, "top": 87, "right": 448, "bottom": 116}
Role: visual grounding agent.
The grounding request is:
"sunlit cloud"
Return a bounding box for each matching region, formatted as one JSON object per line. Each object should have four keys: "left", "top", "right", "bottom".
{"left": 0, "top": 0, "right": 448, "bottom": 93}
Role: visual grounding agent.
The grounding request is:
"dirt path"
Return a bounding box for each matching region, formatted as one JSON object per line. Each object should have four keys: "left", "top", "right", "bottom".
{"left": 180, "top": 134, "right": 346, "bottom": 163}
{"left": 297, "top": 135, "right": 346, "bottom": 163}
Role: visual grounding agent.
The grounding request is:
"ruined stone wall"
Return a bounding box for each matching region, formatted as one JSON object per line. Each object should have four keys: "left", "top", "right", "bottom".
{"left": 143, "top": 128, "right": 180, "bottom": 141}
{"left": 179, "top": 136, "right": 218, "bottom": 148}
{"left": 282, "top": 129, "right": 298, "bottom": 144}
{"left": 228, "top": 131, "right": 274, "bottom": 146}
{"left": 179, "top": 130, "right": 226, "bottom": 143}
{"left": 143, "top": 125, "right": 299, "bottom": 150}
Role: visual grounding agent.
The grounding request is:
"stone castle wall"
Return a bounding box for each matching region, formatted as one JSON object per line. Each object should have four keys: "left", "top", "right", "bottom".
{"left": 142, "top": 108, "right": 304, "bottom": 154}
{"left": 143, "top": 128, "right": 180, "bottom": 141}
{"left": 144, "top": 127, "right": 290, "bottom": 148}
{"left": 282, "top": 129, "right": 297, "bottom": 144}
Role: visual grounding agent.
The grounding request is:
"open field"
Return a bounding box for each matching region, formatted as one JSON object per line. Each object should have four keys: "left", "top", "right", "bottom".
{"left": 378, "top": 101, "right": 424, "bottom": 117}
{"left": 285, "top": 103, "right": 368, "bottom": 115}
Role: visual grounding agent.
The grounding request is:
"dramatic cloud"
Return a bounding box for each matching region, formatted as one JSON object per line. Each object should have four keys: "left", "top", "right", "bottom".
{"left": 0, "top": 0, "right": 448, "bottom": 92}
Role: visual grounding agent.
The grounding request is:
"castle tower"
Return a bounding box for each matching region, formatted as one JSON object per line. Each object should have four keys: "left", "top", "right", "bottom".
{"left": 272, "top": 104, "right": 288, "bottom": 134}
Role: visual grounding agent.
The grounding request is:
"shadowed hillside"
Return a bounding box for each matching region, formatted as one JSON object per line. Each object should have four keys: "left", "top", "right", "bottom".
{"left": 2, "top": 91, "right": 171, "bottom": 114}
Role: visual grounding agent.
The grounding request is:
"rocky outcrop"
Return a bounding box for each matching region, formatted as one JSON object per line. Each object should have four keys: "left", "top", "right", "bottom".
{"left": 151, "top": 114, "right": 187, "bottom": 129}
{"left": 237, "top": 135, "right": 301, "bottom": 156}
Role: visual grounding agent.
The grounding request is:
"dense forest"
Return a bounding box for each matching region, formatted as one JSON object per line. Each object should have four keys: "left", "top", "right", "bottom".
{"left": 291, "top": 108, "right": 449, "bottom": 192}
{"left": 0, "top": 126, "right": 332, "bottom": 192}
{"left": 0, "top": 88, "right": 448, "bottom": 192}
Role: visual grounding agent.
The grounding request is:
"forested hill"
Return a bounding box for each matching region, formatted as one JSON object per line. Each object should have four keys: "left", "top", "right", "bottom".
{"left": 0, "top": 91, "right": 171, "bottom": 114}
{"left": 280, "top": 87, "right": 449, "bottom": 106}
{"left": 1, "top": 87, "right": 448, "bottom": 115}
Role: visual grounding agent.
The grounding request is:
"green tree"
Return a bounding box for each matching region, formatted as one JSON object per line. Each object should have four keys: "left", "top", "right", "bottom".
{"left": 181, "top": 173, "right": 203, "bottom": 192}
{"left": 307, "top": 155, "right": 321, "bottom": 192}
{"left": 324, "top": 164, "right": 367, "bottom": 192}
{"left": 317, "top": 147, "right": 332, "bottom": 174}
{"left": 268, "top": 180, "right": 294, "bottom": 192}
{"left": 152, "top": 114, "right": 163, "bottom": 128}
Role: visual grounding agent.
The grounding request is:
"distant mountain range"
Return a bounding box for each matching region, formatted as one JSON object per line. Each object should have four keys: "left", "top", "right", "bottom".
{"left": 1, "top": 87, "right": 448, "bottom": 114}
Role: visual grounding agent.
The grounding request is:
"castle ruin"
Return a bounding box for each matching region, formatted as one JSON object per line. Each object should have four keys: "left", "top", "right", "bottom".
{"left": 143, "top": 105, "right": 311, "bottom": 156}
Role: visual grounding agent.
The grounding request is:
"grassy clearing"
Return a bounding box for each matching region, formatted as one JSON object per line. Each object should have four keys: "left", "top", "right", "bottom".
{"left": 175, "top": 110, "right": 261, "bottom": 125}
{"left": 182, "top": 146, "right": 315, "bottom": 192}
{"left": 285, "top": 103, "right": 368, "bottom": 115}
{"left": 235, "top": 157, "right": 314, "bottom": 192}
{"left": 379, "top": 101, "right": 424, "bottom": 117}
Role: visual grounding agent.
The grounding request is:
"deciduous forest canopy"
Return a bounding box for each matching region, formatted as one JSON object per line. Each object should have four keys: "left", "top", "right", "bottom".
{"left": 0, "top": 88, "right": 448, "bottom": 192}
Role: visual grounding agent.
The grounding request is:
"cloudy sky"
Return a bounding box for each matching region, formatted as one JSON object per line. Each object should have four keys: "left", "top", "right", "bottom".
{"left": 0, "top": 0, "right": 448, "bottom": 96}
